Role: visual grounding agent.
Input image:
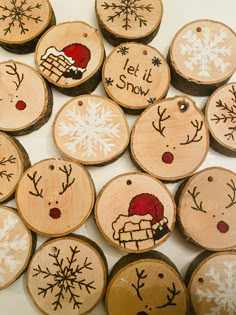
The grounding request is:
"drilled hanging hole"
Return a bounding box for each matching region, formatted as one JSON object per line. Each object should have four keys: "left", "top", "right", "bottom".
{"left": 178, "top": 101, "right": 189, "bottom": 112}
{"left": 51, "top": 247, "right": 57, "bottom": 253}
{"left": 83, "top": 33, "right": 88, "bottom": 38}
{"left": 196, "top": 27, "right": 202, "bottom": 32}
{"left": 78, "top": 100, "right": 83, "bottom": 106}
{"left": 208, "top": 176, "right": 214, "bottom": 182}
{"left": 198, "top": 277, "right": 204, "bottom": 283}
{"left": 158, "top": 273, "right": 164, "bottom": 279}
{"left": 126, "top": 180, "right": 132, "bottom": 185}
{"left": 49, "top": 165, "right": 54, "bottom": 170}
{"left": 143, "top": 50, "right": 148, "bottom": 55}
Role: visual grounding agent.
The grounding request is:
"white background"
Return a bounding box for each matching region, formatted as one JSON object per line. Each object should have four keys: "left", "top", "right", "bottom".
{"left": 1, "top": 0, "right": 235, "bottom": 314}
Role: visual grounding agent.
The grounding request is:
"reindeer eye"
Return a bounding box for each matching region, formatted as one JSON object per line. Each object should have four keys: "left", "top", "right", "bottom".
{"left": 158, "top": 273, "right": 164, "bottom": 279}
{"left": 198, "top": 277, "right": 204, "bottom": 283}
{"left": 208, "top": 176, "right": 214, "bottom": 182}
{"left": 49, "top": 165, "right": 54, "bottom": 170}
{"left": 48, "top": 202, "right": 51, "bottom": 206}
{"left": 56, "top": 201, "right": 58, "bottom": 204}
{"left": 126, "top": 180, "right": 132, "bottom": 185}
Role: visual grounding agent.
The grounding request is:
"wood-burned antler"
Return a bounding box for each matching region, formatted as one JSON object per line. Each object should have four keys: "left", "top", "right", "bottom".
{"left": 59, "top": 164, "right": 75, "bottom": 195}
{"left": 226, "top": 179, "right": 236, "bottom": 209}
{"left": 180, "top": 120, "right": 203, "bottom": 145}
{"left": 187, "top": 186, "right": 207, "bottom": 213}
{"left": 152, "top": 106, "right": 170, "bottom": 137}
{"left": 6, "top": 63, "right": 24, "bottom": 91}
{"left": 27, "top": 171, "right": 43, "bottom": 198}
{"left": 156, "top": 282, "right": 180, "bottom": 308}
{"left": 131, "top": 268, "right": 147, "bottom": 301}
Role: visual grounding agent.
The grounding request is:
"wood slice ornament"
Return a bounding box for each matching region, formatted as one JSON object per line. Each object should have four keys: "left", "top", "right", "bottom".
{"left": 205, "top": 82, "right": 236, "bottom": 156}
{"left": 0, "top": 60, "right": 53, "bottom": 136}
{"left": 0, "top": 0, "right": 56, "bottom": 54}
{"left": 52, "top": 95, "right": 129, "bottom": 165}
{"left": 26, "top": 235, "right": 107, "bottom": 315}
{"left": 168, "top": 20, "right": 236, "bottom": 96}
{"left": 0, "top": 206, "right": 36, "bottom": 291}
{"left": 0, "top": 132, "right": 30, "bottom": 203}
{"left": 35, "top": 21, "right": 105, "bottom": 96}
{"left": 16, "top": 158, "right": 95, "bottom": 237}
{"left": 102, "top": 42, "right": 170, "bottom": 113}
{"left": 95, "top": 0, "right": 163, "bottom": 46}
{"left": 106, "top": 251, "right": 188, "bottom": 315}
{"left": 130, "top": 96, "right": 209, "bottom": 181}
{"left": 95, "top": 172, "right": 176, "bottom": 253}
{"left": 186, "top": 251, "right": 236, "bottom": 315}
{"left": 177, "top": 167, "right": 236, "bottom": 251}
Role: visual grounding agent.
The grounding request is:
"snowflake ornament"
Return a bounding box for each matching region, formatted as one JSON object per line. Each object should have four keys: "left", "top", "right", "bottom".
{"left": 0, "top": 0, "right": 42, "bottom": 36}
{"left": 196, "top": 261, "right": 236, "bottom": 314}
{"left": 180, "top": 27, "right": 232, "bottom": 77}
{"left": 0, "top": 213, "right": 28, "bottom": 283}
{"left": 58, "top": 100, "right": 120, "bottom": 158}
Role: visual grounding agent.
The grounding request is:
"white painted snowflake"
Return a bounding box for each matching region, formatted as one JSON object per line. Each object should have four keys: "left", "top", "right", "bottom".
{"left": 58, "top": 100, "right": 120, "bottom": 158}
{"left": 0, "top": 214, "right": 28, "bottom": 283}
{"left": 180, "top": 27, "right": 232, "bottom": 77}
{"left": 196, "top": 261, "right": 236, "bottom": 314}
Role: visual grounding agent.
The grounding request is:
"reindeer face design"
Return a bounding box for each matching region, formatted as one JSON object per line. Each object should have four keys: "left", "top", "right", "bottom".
{"left": 16, "top": 159, "right": 95, "bottom": 236}
{"left": 178, "top": 167, "right": 236, "bottom": 250}
{"left": 106, "top": 258, "right": 188, "bottom": 315}
{"left": 131, "top": 96, "right": 209, "bottom": 181}
{"left": 0, "top": 61, "right": 47, "bottom": 132}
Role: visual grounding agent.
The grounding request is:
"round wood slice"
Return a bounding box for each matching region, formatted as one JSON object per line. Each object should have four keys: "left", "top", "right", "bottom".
{"left": 95, "top": 0, "right": 163, "bottom": 46}
{"left": 130, "top": 96, "right": 209, "bottom": 181}
{"left": 52, "top": 95, "right": 129, "bottom": 165}
{"left": 0, "top": 0, "right": 56, "bottom": 54}
{"left": 177, "top": 167, "right": 236, "bottom": 251}
{"left": 0, "top": 206, "right": 35, "bottom": 291}
{"left": 185, "top": 251, "right": 236, "bottom": 315}
{"left": 168, "top": 20, "right": 236, "bottom": 96}
{"left": 0, "top": 132, "right": 30, "bottom": 203}
{"left": 16, "top": 158, "right": 95, "bottom": 237}
{"left": 0, "top": 60, "right": 53, "bottom": 136}
{"left": 35, "top": 21, "right": 105, "bottom": 96}
{"left": 205, "top": 82, "right": 236, "bottom": 156}
{"left": 106, "top": 251, "right": 188, "bottom": 315}
{"left": 26, "top": 235, "right": 107, "bottom": 315}
{"left": 95, "top": 172, "right": 176, "bottom": 253}
{"left": 102, "top": 42, "right": 170, "bottom": 113}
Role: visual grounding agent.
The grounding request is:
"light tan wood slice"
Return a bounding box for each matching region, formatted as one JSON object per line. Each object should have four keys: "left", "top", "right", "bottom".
{"left": 0, "top": 132, "right": 30, "bottom": 203}
{"left": 35, "top": 21, "right": 105, "bottom": 96}
{"left": 26, "top": 235, "right": 107, "bottom": 315}
{"left": 106, "top": 251, "right": 188, "bottom": 315}
{"left": 177, "top": 167, "right": 236, "bottom": 251}
{"left": 130, "top": 96, "right": 209, "bottom": 181}
{"left": 0, "top": 0, "right": 55, "bottom": 53}
{"left": 168, "top": 20, "right": 236, "bottom": 96}
{"left": 205, "top": 82, "right": 236, "bottom": 156}
{"left": 16, "top": 158, "right": 95, "bottom": 237}
{"left": 95, "top": 172, "right": 176, "bottom": 253}
{"left": 102, "top": 42, "right": 170, "bottom": 113}
{"left": 0, "top": 206, "right": 34, "bottom": 291}
{"left": 0, "top": 60, "right": 53, "bottom": 135}
{"left": 95, "top": 0, "right": 163, "bottom": 46}
{"left": 53, "top": 95, "right": 129, "bottom": 165}
{"left": 186, "top": 251, "right": 236, "bottom": 315}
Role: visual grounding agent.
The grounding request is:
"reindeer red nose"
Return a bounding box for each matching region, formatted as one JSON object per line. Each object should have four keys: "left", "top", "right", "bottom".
{"left": 16, "top": 100, "right": 26, "bottom": 110}
{"left": 49, "top": 208, "right": 61, "bottom": 219}
{"left": 162, "top": 151, "right": 174, "bottom": 164}
{"left": 217, "top": 220, "right": 229, "bottom": 233}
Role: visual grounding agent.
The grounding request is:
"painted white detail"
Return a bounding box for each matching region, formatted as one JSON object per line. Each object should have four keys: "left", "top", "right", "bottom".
{"left": 58, "top": 100, "right": 120, "bottom": 158}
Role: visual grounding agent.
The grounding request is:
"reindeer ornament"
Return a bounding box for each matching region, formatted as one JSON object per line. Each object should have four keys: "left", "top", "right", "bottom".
{"left": 131, "top": 96, "right": 209, "bottom": 181}
{"left": 16, "top": 158, "right": 95, "bottom": 236}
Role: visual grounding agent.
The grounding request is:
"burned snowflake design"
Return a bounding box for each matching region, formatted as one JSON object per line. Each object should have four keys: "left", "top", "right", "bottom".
{"left": 33, "top": 246, "right": 96, "bottom": 310}
{"left": 0, "top": 213, "right": 28, "bottom": 284}
{"left": 101, "top": 0, "right": 154, "bottom": 30}
{"left": 180, "top": 27, "right": 232, "bottom": 77}
{"left": 196, "top": 261, "right": 236, "bottom": 314}
{"left": 105, "top": 77, "right": 114, "bottom": 87}
{"left": 152, "top": 56, "right": 162, "bottom": 67}
{"left": 117, "top": 45, "right": 129, "bottom": 55}
{"left": 58, "top": 100, "right": 120, "bottom": 158}
{"left": 0, "top": 0, "right": 42, "bottom": 36}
